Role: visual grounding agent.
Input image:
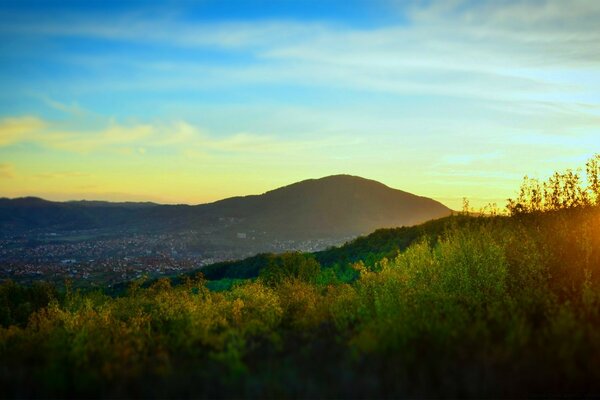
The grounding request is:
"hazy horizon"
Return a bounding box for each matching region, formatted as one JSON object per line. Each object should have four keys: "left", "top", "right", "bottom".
{"left": 2, "top": 173, "right": 459, "bottom": 208}
{"left": 1, "top": 0, "right": 599, "bottom": 210}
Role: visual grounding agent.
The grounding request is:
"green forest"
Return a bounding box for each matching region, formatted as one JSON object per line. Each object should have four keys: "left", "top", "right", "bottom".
{"left": 2, "top": 156, "right": 600, "bottom": 398}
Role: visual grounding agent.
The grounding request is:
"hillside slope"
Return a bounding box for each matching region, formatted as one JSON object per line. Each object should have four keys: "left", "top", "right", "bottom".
{"left": 199, "top": 215, "right": 467, "bottom": 281}
{"left": 0, "top": 175, "right": 451, "bottom": 242}
{"left": 202, "top": 174, "right": 451, "bottom": 238}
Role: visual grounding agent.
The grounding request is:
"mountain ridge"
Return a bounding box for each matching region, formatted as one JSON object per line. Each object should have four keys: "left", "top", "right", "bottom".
{"left": 0, "top": 174, "right": 434, "bottom": 206}
{"left": 0, "top": 175, "right": 452, "bottom": 242}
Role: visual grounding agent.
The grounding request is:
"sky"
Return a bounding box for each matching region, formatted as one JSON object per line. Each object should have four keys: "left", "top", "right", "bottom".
{"left": 0, "top": 0, "right": 599, "bottom": 209}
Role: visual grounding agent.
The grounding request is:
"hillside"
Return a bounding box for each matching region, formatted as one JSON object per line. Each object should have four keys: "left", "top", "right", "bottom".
{"left": 0, "top": 197, "right": 155, "bottom": 234}
{"left": 198, "top": 215, "right": 469, "bottom": 281}
{"left": 0, "top": 175, "right": 451, "bottom": 244}
{"left": 201, "top": 174, "right": 451, "bottom": 238}
{"left": 3, "top": 156, "right": 600, "bottom": 398}
{"left": 3, "top": 204, "right": 600, "bottom": 398}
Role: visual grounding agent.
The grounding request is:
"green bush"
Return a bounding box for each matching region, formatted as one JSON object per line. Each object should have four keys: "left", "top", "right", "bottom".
{"left": 259, "top": 252, "right": 321, "bottom": 286}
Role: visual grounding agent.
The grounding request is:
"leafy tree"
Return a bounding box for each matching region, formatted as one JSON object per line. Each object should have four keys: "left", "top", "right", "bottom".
{"left": 259, "top": 252, "right": 321, "bottom": 286}
{"left": 507, "top": 154, "right": 599, "bottom": 215}
{"left": 587, "top": 154, "right": 600, "bottom": 205}
{"left": 0, "top": 280, "right": 58, "bottom": 327}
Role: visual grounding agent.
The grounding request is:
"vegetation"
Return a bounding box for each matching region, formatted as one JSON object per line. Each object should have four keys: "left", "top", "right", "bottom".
{"left": 1, "top": 155, "right": 600, "bottom": 398}
{"left": 507, "top": 154, "right": 600, "bottom": 214}
{"left": 200, "top": 215, "right": 473, "bottom": 283}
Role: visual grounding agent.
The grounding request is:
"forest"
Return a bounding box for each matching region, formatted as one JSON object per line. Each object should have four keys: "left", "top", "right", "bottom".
{"left": 1, "top": 155, "right": 600, "bottom": 398}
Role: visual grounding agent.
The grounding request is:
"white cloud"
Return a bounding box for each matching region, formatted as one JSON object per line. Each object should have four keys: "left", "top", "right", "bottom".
{"left": 16, "top": 2, "right": 600, "bottom": 108}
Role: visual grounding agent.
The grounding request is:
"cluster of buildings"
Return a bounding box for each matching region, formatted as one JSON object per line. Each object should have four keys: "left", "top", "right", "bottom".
{"left": 0, "top": 256, "right": 207, "bottom": 286}
{"left": 0, "top": 231, "right": 198, "bottom": 263}
{"left": 0, "top": 231, "right": 214, "bottom": 286}
{"left": 0, "top": 229, "right": 354, "bottom": 287}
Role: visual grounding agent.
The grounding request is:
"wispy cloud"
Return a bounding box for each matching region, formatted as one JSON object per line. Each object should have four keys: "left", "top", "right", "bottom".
{"left": 0, "top": 0, "right": 597, "bottom": 106}
{"left": 0, "top": 14, "right": 325, "bottom": 50}
{"left": 441, "top": 151, "right": 503, "bottom": 166}
{"left": 34, "top": 171, "right": 90, "bottom": 179}
{"left": 3, "top": 1, "right": 598, "bottom": 105}
{"left": 0, "top": 116, "right": 46, "bottom": 146}
{"left": 0, "top": 163, "right": 15, "bottom": 179}
{"left": 0, "top": 116, "right": 360, "bottom": 157}
{"left": 37, "top": 96, "right": 86, "bottom": 116}
{"left": 0, "top": 1, "right": 598, "bottom": 207}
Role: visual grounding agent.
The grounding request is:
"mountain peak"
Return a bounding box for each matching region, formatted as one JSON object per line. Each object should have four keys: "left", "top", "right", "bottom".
{"left": 265, "top": 174, "right": 391, "bottom": 195}
{"left": 216, "top": 175, "right": 451, "bottom": 239}
{"left": 0, "top": 176, "right": 451, "bottom": 243}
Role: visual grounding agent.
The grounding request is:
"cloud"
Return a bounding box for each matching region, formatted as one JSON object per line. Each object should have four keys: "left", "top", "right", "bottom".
{"left": 427, "top": 169, "right": 522, "bottom": 181}
{"left": 0, "top": 116, "right": 46, "bottom": 146}
{"left": 0, "top": 116, "right": 154, "bottom": 153}
{"left": 0, "top": 115, "right": 358, "bottom": 157}
{"left": 0, "top": 163, "right": 15, "bottom": 179}
{"left": 0, "top": 14, "right": 325, "bottom": 50}
{"left": 428, "top": 0, "right": 600, "bottom": 31}
{"left": 49, "top": 123, "right": 154, "bottom": 153}
{"left": 174, "top": 123, "right": 362, "bottom": 157}
{"left": 3, "top": 1, "right": 598, "bottom": 104}
{"left": 441, "top": 151, "right": 503, "bottom": 166}
{"left": 39, "top": 96, "right": 86, "bottom": 116}
{"left": 0, "top": 1, "right": 598, "bottom": 208}
{"left": 34, "top": 171, "right": 90, "bottom": 179}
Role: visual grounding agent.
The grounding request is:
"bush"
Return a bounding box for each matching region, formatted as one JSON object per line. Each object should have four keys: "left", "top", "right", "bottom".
{"left": 259, "top": 252, "right": 321, "bottom": 286}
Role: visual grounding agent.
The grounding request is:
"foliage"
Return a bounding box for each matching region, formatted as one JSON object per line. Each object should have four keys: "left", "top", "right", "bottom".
{"left": 3, "top": 158, "right": 600, "bottom": 397}
{"left": 507, "top": 153, "right": 600, "bottom": 214}
{"left": 206, "top": 278, "right": 247, "bottom": 292}
{"left": 0, "top": 280, "right": 59, "bottom": 327}
{"left": 259, "top": 252, "right": 321, "bottom": 286}
{"left": 200, "top": 253, "right": 273, "bottom": 281}
{"left": 2, "top": 205, "right": 600, "bottom": 397}
{"left": 194, "top": 214, "right": 471, "bottom": 283}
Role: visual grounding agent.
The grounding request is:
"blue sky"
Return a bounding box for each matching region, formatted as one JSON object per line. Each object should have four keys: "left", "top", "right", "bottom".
{"left": 1, "top": 0, "right": 599, "bottom": 208}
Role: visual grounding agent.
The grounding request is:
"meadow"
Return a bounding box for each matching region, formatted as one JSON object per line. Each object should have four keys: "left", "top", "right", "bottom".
{"left": 1, "top": 156, "right": 600, "bottom": 398}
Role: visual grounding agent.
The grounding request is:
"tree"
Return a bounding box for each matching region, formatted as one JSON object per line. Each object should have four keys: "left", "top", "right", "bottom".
{"left": 507, "top": 154, "right": 599, "bottom": 215}
{"left": 259, "top": 252, "right": 321, "bottom": 286}
{"left": 587, "top": 154, "right": 600, "bottom": 205}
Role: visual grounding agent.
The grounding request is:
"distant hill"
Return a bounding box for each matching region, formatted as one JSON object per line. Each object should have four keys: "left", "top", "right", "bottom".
{"left": 66, "top": 200, "right": 159, "bottom": 208}
{"left": 201, "top": 175, "right": 451, "bottom": 238}
{"left": 0, "top": 197, "right": 156, "bottom": 233}
{"left": 0, "top": 175, "right": 451, "bottom": 242}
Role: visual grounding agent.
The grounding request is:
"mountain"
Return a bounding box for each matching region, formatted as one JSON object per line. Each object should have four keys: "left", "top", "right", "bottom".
{"left": 0, "top": 175, "right": 451, "bottom": 243}
{"left": 201, "top": 175, "right": 451, "bottom": 238}
{"left": 65, "top": 200, "right": 159, "bottom": 208}
{"left": 0, "top": 197, "right": 157, "bottom": 234}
